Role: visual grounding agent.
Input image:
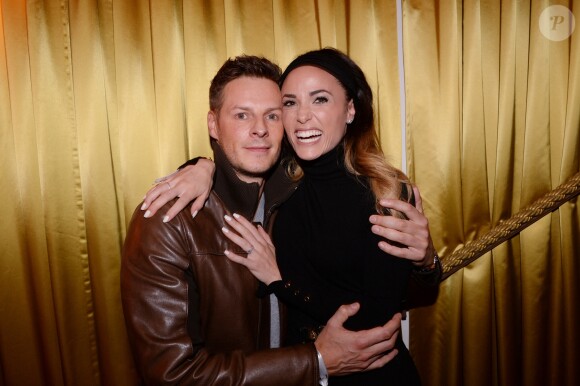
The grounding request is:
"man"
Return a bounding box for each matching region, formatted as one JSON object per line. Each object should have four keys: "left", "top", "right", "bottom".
{"left": 122, "top": 55, "right": 411, "bottom": 385}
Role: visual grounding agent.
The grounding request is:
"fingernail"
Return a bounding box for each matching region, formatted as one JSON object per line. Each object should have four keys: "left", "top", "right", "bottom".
{"left": 233, "top": 213, "right": 240, "bottom": 219}
{"left": 144, "top": 210, "right": 151, "bottom": 218}
{"left": 224, "top": 215, "right": 232, "bottom": 222}
{"left": 141, "top": 202, "right": 148, "bottom": 210}
{"left": 221, "top": 226, "right": 229, "bottom": 233}
{"left": 163, "top": 216, "right": 170, "bottom": 223}
{"left": 224, "top": 250, "right": 230, "bottom": 255}
{"left": 192, "top": 210, "right": 198, "bottom": 219}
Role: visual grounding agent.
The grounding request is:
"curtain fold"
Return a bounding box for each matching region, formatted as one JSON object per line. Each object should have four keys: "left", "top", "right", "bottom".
{"left": 406, "top": 1, "right": 579, "bottom": 386}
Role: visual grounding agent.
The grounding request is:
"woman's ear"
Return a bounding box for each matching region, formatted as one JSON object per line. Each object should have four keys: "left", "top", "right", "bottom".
{"left": 347, "top": 99, "right": 355, "bottom": 123}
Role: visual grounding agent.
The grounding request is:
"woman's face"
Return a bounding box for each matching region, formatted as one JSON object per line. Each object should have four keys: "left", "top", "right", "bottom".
{"left": 281, "top": 66, "right": 355, "bottom": 161}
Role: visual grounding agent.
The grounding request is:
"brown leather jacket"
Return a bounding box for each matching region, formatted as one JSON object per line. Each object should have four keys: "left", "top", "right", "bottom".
{"left": 121, "top": 145, "right": 316, "bottom": 385}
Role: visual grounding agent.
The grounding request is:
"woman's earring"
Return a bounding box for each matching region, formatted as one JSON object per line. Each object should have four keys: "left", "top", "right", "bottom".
{"left": 347, "top": 118, "right": 353, "bottom": 124}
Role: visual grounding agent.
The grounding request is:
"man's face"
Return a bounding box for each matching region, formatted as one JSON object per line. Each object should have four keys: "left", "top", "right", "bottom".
{"left": 208, "top": 76, "right": 283, "bottom": 184}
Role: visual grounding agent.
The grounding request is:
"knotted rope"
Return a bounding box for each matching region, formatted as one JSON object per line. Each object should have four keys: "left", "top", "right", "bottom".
{"left": 441, "top": 172, "right": 580, "bottom": 280}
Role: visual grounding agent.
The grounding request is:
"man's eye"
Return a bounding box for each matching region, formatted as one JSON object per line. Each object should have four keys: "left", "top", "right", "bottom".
{"left": 314, "top": 96, "right": 328, "bottom": 104}
{"left": 267, "top": 113, "right": 280, "bottom": 121}
{"left": 235, "top": 113, "right": 248, "bottom": 119}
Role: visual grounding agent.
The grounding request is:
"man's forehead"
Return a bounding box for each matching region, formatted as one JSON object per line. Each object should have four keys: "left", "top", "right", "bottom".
{"left": 222, "top": 77, "right": 281, "bottom": 103}
{"left": 225, "top": 76, "right": 280, "bottom": 96}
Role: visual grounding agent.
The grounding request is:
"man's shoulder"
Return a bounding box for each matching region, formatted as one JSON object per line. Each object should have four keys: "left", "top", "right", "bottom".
{"left": 123, "top": 192, "right": 231, "bottom": 257}
{"left": 125, "top": 193, "right": 226, "bottom": 236}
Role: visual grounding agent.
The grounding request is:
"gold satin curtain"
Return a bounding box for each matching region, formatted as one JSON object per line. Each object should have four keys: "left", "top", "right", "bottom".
{"left": 405, "top": 1, "right": 580, "bottom": 386}
{"left": 0, "top": 0, "right": 578, "bottom": 385}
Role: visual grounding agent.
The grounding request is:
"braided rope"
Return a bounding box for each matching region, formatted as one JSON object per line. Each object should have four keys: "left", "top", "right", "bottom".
{"left": 441, "top": 172, "right": 580, "bottom": 280}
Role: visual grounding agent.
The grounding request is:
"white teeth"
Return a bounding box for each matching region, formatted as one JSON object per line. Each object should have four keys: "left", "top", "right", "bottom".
{"left": 298, "top": 136, "right": 319, "bottom": 143}
{"left": 296, "top": 130, "right": 322, "bottom": 142}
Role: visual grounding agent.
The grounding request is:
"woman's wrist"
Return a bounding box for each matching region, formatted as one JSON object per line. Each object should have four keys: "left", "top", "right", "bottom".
{"left": 265, "top": 279, "right": 283, "bottom": 294}
{"left": 178, "top": 156, "right": 216, "bottom": 172}
{"left": 196, "top": 157, "right": 216, "bottom": 179}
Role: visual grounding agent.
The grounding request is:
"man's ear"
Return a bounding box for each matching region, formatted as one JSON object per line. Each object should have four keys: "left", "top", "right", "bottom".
{"left": 208, "top": 111, "right": 219, "bottom": 140}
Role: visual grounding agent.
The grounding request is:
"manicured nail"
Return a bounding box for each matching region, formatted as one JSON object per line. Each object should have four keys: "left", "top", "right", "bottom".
{"left": 141, "top": 202, "right": 148, "bottom": 210}
{"left": 222, "top": 226, "right": 229, "bottom": 233}
{"left": 224, "top": 215, "right": 232, "bottom": 222}
{"left": 144, "top": 210, "right": 151, "bottom": 218}
{"left": 163, "top": 216, "right": 170, "bottom": 223}
{"left": 192, "top": 210, "right": 198, "bottom": 219}
{"left": 224, "top": 250, "right": 230, "bottom": 255}
{"left": 233, "top": 213, "right": 240, "bottom": 219}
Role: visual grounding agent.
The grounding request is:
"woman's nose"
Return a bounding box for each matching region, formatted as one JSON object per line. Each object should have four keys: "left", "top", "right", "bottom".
{"left": 297, "top": 104, "right": 312, "bottom": 123}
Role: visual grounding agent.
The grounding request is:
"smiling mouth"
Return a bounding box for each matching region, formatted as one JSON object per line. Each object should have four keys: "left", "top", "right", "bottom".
{"left": 296, "top": 129, "right": 322, "bottom": 143}
{"left": 246, "top": 147, "right": 271, "bottom": 154}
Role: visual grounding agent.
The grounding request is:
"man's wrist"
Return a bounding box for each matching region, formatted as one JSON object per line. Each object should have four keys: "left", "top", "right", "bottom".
{"left": 417, "top": 251, "right": 439, "bottom": 272}
{"left": 316, "top": 349, "right": 329, "bottom": 386}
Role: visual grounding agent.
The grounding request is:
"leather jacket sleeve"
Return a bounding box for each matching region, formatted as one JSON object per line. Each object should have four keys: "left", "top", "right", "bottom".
{"left": 121, "top": 205, "right": 319, "bottom": 386}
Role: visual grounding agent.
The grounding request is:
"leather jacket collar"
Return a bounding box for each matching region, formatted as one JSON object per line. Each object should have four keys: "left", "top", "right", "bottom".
{"left": 211, "top": 140, "right": 297, "bottom": 224}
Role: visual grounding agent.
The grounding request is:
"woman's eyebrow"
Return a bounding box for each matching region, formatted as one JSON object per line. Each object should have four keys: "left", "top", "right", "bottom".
{"left": 309, "top": 89, "right": 329, "bottom": 96}
{"left": 282, "top": 89, "right": 330, "bottom": 98}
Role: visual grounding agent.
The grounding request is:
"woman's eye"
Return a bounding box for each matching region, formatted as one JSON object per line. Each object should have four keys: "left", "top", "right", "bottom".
{"left": 283, "top": 100, "right": 295, "bottom": 107}
{"left": 314, "top": 96, "right": 328, "bottom": 104}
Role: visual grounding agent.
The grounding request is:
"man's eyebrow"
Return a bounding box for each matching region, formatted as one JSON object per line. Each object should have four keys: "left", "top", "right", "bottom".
{"left": 232, "top": 105, "right": 251, "bottom": 110}
{"left": 231, "top": 105, "right": 281, "bottom": 112}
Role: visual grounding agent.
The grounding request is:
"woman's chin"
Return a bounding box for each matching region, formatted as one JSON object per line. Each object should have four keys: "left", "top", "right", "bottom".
{"left": 294, "top": 148, "right": 320, "bottom": 161}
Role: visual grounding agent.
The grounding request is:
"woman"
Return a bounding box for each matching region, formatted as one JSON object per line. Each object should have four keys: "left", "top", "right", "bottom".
{"left": 220, "top": 48, "right": 424, "bottom": 385}
{"left": 143, "top": 48, "right": 440, "bottom": 385}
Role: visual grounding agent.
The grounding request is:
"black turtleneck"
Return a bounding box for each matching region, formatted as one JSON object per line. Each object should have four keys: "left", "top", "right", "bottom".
{"left": 271, "top": 145, "right": 420, "bottom": 385}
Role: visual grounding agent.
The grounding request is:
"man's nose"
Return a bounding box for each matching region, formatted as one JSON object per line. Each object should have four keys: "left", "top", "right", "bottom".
{"left": 252, "top": 119, "right": 268, "bottom": 137}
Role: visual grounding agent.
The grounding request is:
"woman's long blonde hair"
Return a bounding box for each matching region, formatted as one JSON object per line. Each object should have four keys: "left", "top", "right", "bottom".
{"left": 281, "top": 48, "right": 412, "bottom": 218}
